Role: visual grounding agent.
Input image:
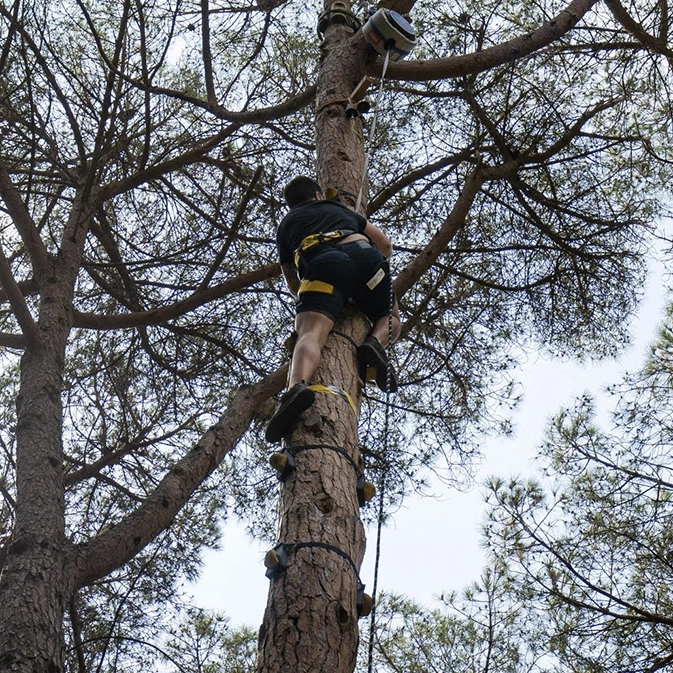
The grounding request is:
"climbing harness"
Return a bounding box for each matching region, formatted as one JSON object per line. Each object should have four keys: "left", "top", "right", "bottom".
{"left": 297, "top": 236, "right": 390, "bottom": 301}
{"left": 293, "top": 229, "right": 347, "bottom": 268}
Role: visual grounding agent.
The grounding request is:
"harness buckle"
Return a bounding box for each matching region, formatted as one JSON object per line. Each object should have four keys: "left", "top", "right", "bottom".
{"left": 293, "top": 230, "right": 345, "bottom": 267}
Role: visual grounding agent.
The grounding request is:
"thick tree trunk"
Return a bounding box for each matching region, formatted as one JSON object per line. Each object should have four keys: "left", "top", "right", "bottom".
{"left": 257, "top": 5, "right": 375, "bottom": 672}
{"left": 315, "top": 8, "right": 371, "bottom": 211}
{"left": 256, "top": 313, "right": 370, "bottom": 673}
{"left": 0, "top": 333, "right": 73, "bottom": 672}
{"left": 0, "top": 203, "right": 86, "bottom": 672}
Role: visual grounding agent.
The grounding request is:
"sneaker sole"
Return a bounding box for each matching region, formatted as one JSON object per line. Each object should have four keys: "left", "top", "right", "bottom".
{"left": 357, "top": 342, "right": 398, "bottom": 393}
{"left": 265, "top": 387, "right": 315, "bottom": 442}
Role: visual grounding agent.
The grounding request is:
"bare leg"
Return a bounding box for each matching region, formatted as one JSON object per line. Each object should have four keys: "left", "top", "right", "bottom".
{"left": 370, "top": 300, "right": 401, "bottom": 347}
{"left": 289, "top": 311, "right": 335, "bottom": 387}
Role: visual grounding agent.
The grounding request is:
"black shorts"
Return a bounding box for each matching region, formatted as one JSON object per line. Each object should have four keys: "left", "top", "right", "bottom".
{"left": 296, "top": 240, "right": 394, "bottom": 323}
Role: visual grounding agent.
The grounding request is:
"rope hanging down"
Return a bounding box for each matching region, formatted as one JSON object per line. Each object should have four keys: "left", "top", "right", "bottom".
{"left": 356, "top": 15, "right": 415, "bottom": 664}
{"left": 355, "top": 48, "right": 391, "bottom": 216}
{"left": 366, "top": 260, "right": 395, "bottom": 673}
{"left": 355, "top": 17, "right": 414, "bottom": 664}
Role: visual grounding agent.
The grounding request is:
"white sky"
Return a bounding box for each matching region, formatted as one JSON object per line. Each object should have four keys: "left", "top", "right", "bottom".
{"left": 188, "top": 226, "right": 670, "bottom": 628}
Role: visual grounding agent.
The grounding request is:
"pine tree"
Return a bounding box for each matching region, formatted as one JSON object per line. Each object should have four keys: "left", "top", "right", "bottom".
{"left": 0, "top": 0, "right": 670, "bottom": 670}
{"left": 485, "top": 292, "right": 673, "bottom": 673}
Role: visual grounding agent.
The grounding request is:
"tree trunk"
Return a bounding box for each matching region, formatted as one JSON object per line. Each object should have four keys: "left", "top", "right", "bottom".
{"left": 0, "top": 336, "right": 73, "bottom": 672}
{"left": 0, "top": 203, "right": 86, "bottom": 672}
{"left": 257, "top": 5, "right": 375, "bottom": 672}
{"left": 256, "top": 313, "right": 370, "bottom": 673}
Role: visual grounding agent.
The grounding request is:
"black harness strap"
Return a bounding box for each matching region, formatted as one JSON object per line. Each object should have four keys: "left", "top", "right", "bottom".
{"left": 265, "top": 541, "right": 368, "bottom": 614}
{"left": 287, "top": 443, "right": 360, "bottom": 475}
{"left": 331, "top": 329, "right": 359, "bottom": 352}
{"left": 290, "top": 542, "right": 360, "bottom": 579}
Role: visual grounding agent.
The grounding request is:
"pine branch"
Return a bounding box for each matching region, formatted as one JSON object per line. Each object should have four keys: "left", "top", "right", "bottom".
{"left": 381, "top": 0, "right": 600, "bottom": 81}
{"left": 73, "top": 366, "right": 287, "bottom": 587}
{"left": 73, "top": 263, "right": 280, "bottom": 330}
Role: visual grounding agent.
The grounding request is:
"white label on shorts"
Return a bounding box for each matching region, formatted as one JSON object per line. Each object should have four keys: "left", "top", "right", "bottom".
{"left": 366, "top": 267, "right": 385, "bottom": 290}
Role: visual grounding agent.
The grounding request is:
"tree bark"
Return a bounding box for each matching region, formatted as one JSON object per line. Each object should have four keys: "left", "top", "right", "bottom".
{"left": 257, "top": 4, "right": 375, "bottom": 671}
{"left": 0, "top": 192, "right": 113, "bottom": 671}
{"left": 256, "top": 313, "right": 370, "bottom": 673}
{"left": 0, "top": 201, "right": 86, "bottom": 671}
{"left": 0, "top": 343, "right": 74, "bottom": 673}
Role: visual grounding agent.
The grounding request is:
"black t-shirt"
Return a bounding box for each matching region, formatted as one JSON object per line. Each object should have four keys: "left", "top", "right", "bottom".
{"left": 276, "top": 199, "right": 367, "bottom": 266}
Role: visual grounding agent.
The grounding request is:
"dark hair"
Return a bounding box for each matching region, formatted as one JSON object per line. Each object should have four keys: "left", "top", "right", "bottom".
{"left": 284, "top": 176, "right": 322, "bottom": 208}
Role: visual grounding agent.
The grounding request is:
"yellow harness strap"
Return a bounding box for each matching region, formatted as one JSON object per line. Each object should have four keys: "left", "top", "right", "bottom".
{"left": 298, "top": 279, "right": 334, "bottom": 295}
{"left": 293, "top": 230, "right": 345, "bottom": 267}
{"left": 308, "top": 383, "right": 356, "bottom": 413}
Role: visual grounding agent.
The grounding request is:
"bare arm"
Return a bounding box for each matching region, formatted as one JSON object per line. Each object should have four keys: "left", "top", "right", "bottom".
{"left": 363, "top": 221, "right": 393, "bottom": 259}
{"left": 281, "top": 263, "right": 300, "bottom": 297}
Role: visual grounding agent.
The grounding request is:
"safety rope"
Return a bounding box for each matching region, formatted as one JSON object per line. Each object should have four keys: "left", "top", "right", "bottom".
{"left": 366, "top": 262, "right": 395, "bottom": 673}
{"left": 355, "top": 48, "right": 392, "bottom": 216}
{"left": 351, "top": 43, "right": 396, "bottom": 673}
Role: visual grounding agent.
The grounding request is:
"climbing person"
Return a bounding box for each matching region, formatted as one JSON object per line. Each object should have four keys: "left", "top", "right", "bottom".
{"left": 265, "top": 175, "right": 401, "bottom": 443}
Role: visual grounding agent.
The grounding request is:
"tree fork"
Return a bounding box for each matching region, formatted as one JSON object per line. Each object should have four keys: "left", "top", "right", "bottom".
{"left": 257, "top": 4, "right": 376, "bottom": 671}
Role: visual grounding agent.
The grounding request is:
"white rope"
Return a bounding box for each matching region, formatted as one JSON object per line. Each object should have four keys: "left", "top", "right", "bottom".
{"left": 355, "top": 48, "right": 392, "bottom": 215}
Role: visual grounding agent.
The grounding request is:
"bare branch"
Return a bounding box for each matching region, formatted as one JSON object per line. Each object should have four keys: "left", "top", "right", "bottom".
{"left": 73, "top": 366, "right": 287, "bottom": 587}
{"left": 0, "top": 244, "right": 40, "bottom": 348}
{"left": 73, "top": 263, "right": 280, "bottom": 330}
{"left": 100, "top": 124, "right": 239, "bottom": 199}
{"left": 84, "top": 0, "right": 132, "bottom": 200}
{"left": 0, "top": 277, "right": 37, "bottom": 303}
{"left": 68, "top": 595, "right": 87, "bottom": 673}
{"left": 368, "top": 150, "right": 474, "bottom": 215}
{"left": 394, "top": 167, "right": 485, "bottom": 297}
{"left": 0, "top": 331, "right": 26, "bottom": 349}
{"left": 0, "top": 160, "right": 50, "bottom": 272}
{"left": 0, "top": 3, "right": 86, "bottom": 161}
{"left": 0, "top": 0, "right": 19, "bottom": 74}
{"left": 527, "top": 96, "right": 626, "bottom": 163}
{"left": 131, "top": 81, "right": 317, "bottom": 125}
{"left": 200, "top": 0, "right": 217, "bottom": 106}
{"left": 605, "top": 0, "right": 673, "bottom": 60}
{"left": 197, "top": 165, "right": 263, "bottom": 291}
{"left": 380, "top": 0, "right": 599, "bottom": 81}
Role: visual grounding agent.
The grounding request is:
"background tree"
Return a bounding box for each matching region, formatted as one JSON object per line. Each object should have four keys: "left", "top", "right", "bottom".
{"left": 359, "top": 564, "right": 544, "bottom": 673}
{"left": 485, "top": 293, "right": 673, "bottom": 673}
{"left": 0, "top": 0, "right": 670, "bottom": 670}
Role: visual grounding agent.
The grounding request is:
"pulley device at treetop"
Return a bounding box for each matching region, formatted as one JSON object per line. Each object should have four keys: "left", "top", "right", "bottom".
{"left": 362, "top": 8, "right": 416, "bottom": 62}
{"left": 355, "top": 8, "right": 417, "bottom": 213}
{"left": 316, "top": 5, "right": 417, "bottom": 211}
